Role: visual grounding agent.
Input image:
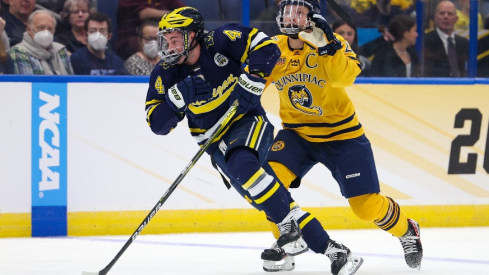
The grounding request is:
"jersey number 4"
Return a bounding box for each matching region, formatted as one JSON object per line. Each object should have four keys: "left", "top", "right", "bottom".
{"left": 223, "top": 30, "right": 242, "bottom": 41}
{"left": 155, "top": 76, "right": 165, "bottom": 94}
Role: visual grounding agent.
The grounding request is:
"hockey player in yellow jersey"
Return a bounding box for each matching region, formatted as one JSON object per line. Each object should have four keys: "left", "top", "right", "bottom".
{"left": 261, "top": 0, "right": 423, "bottom": 272}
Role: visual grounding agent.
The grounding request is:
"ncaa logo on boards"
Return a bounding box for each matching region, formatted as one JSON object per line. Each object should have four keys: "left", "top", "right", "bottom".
{"left": 214, "top": 53, "right": 229, "bottom": 67}
{"left": 271, "top": 140, "right": 285, "bottom": 151}
{"left": 37, "top": 91, "right": 62, "bottom": 194}
{"left": 31, "top": 82, "right": 68, "bottom": 237}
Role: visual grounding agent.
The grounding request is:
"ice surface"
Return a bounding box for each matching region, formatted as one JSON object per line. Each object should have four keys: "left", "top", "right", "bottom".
{"left": 0, "top": 227, "right": 488, "bottom": 274}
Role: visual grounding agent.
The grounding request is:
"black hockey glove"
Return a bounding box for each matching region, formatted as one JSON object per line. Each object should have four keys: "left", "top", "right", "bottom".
{"left": 229, "top": 73, "right": 266, "bottom": 114}
{"left": 298, "top": 12, "right": 342, "bottom": 56}
{"left": 165, "top": 76, "right": 213, "bottom": 113}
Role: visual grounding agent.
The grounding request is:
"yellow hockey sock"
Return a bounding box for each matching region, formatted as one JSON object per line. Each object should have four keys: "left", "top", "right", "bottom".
{"left": 349, "top": 193, "right": 408, "bottom": 237}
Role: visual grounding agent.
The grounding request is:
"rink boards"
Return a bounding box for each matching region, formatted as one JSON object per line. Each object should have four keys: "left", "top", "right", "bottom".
{"left": 1, "top": 77, "right": 488, "bottom": 237}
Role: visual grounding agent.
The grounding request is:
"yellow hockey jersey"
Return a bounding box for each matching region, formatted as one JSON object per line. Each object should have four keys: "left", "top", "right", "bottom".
{"left": 265, "top": 34, "right": 364, "bottom": 142}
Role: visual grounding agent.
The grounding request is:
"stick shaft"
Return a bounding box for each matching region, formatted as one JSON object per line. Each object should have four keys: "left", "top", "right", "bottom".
{"left": 83, "top": 101, "right": 238, "bottom": 275}
{"left": 326, "top": 0, "right": 353, "bottom": 25}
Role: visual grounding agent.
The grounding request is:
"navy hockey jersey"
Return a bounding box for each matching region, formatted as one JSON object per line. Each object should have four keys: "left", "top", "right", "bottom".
{"left": 145, "top": 24, "right": 280, "bottom": 153}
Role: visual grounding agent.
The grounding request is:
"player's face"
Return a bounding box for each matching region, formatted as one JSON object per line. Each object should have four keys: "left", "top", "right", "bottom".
{"left": 282, "top": 4, "right": 310, "bottom": 29}
{"left": 334, "top": 24, "right": 355, "bottom": 45}
{"left": 158, "top": 29, "right": 186, "bottom": 64}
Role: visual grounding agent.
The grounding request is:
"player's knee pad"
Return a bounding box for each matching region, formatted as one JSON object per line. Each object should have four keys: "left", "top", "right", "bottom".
{"left": 269, "top": 161, "right": 297, "bottom": 189}
{"left": 348, "top": 193, "right": 388, "bottom": 222}
{"left": 226, "top": 147, "right": 261, "bottom": 183}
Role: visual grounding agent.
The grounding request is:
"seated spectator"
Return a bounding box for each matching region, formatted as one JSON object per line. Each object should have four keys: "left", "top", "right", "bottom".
{"left": 55, "top": 0, "right": 93, "bottom": 54}
{"left": 115, "top": 0, "right": 185, "bottom": 60}
{"left": 332, "top": 19, "right": 371, "bottom": 75}
{"left": 70, "top": 12, "right": 128, "bottom": 75}
{"left": 9, "top": 10, "right": 72, "bottom": 74}
{"left": 124, "top": 20, "right": 160, "bottom": 75}
{"left": 1, "top": 15, "right": 13, "bottom": 73}
{"left": 4, "top": 0, "right": 36, "bottom": 47}
{"left": 0, "top": 9, "right": 8, "bottom": 54}
{"left": 370, "top": 14, "right": 419, "bottom": 77}
{"left": 424, "top": 0, "right": 468, "bottom": 77}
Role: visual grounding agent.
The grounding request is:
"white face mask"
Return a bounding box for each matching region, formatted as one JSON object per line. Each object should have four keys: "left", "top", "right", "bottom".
{"left": 33, "top": 30, "right": 54, "bottom": 49}
{"left": 143, "top": 40, "right": 158, "bottom": 59}
{"left": 88, "top": 32, "right": 108, "bottom": 51}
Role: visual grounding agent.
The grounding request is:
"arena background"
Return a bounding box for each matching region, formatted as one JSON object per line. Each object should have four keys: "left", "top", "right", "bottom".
{"left": 1, "top": 76, "right": 488, "bottom": 238}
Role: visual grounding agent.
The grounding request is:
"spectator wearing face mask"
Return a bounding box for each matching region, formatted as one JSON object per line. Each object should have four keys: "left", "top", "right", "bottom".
{"left": 9, "top": 10, "right": 73, "bottom": 74}
{"left": 70, "top": 12, "right": 128, "bottom": 75}
{"left": 124, "top": 20, "right": 160, "bottom": 75}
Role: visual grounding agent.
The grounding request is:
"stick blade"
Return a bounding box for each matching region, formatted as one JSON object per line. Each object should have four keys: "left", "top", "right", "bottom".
{"left": 81, "top": 271, "right": 99, "bottom": 275}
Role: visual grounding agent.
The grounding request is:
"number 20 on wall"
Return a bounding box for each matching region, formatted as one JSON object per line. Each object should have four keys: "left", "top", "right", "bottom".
{"left": 448, "top": 109, "right": 489, "bottom": 174}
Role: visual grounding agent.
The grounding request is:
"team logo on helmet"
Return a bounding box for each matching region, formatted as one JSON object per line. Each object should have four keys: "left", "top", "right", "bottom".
{"left": 271, "top": 140, "right": 285, "bottom": 151}
{"left": 288, "top": 85, "right": 323, "bottom": 116}
{"left": 214, "top": 53, "right": 229, "bottom": 67}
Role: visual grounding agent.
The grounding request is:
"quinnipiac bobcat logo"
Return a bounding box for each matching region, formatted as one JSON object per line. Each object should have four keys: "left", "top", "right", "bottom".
{"left": 288, "top": 85, "right": 323, "bottom": 116}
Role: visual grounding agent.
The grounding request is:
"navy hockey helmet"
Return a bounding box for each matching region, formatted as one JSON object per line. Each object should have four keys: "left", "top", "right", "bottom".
{"left": 157, "top": 7, "right": 205, "bottom": 65}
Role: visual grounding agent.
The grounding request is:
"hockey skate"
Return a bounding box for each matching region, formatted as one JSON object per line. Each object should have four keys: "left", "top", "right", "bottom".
{"left": 324, "top": 239, "right": 363, "bottom": 275}
{"left": 261, "top": 241, "right": 295, "bottom": 272}
{"left": 399, "top": 219, "right": 423, "bottom": 269}
{"left": 261, "top": 208, "right": 308, "bottom": 272}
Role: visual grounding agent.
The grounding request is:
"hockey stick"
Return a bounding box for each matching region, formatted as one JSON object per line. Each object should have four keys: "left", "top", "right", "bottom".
{"left": 326, "top": 0, "right": 353, "bottom": 26}
{"left": 82, "top": 100, "right": 239, "bottom": 275}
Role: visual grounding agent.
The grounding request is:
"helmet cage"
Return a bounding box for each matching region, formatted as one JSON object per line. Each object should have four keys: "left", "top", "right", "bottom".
{"left": 157, "top": 28, "right": 191, "bottom": 65}
{"left": 276, "top": 0, "right": 320, "bottom": 35}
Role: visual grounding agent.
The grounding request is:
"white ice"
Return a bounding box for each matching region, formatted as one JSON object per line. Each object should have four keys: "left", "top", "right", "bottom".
{"left": 1, "top": 227, "right": 488, "bottom": 274}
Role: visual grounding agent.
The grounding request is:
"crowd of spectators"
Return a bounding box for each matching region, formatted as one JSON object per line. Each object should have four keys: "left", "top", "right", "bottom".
{"left": 0, "top": 0, "right": 488, "bottom": 77}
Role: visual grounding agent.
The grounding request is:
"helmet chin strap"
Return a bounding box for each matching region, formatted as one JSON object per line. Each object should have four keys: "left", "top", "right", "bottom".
{"left": 285, "top": 33, "right": 299, "bottom": 39}
{"left": 181, "top": 34, "right": 200, "bottom": 65}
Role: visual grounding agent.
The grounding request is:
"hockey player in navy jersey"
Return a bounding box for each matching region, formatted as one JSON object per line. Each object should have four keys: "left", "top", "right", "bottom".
{"left": 145, "top": 6, "right": 362, "bottom": 274}
{"left": 260, "top": 0, "right": 423, "bottom": 272}
{"left": 145, "top": 6, "right": 309, "bottom": 264}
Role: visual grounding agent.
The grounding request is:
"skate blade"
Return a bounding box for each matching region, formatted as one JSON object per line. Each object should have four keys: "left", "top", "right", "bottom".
{"left": 338, "top": 254, "right": 364, "bottom": 275}
{"left": 263, "top": 256, "right": 295, "bottom": 272}
{"left": 281, "top": 237, "right": 308, "bottom": 256}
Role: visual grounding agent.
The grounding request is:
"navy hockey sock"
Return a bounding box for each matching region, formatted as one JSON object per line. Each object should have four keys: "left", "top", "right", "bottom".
{"left": 297, "top": 212, "right": 330, "bottom": 254}
{"left": 227, "top": 147, "right": 290, "bottom": 222}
